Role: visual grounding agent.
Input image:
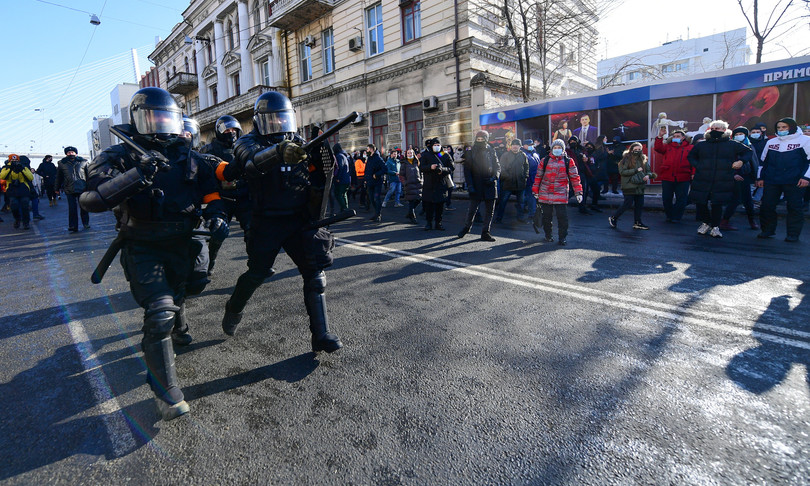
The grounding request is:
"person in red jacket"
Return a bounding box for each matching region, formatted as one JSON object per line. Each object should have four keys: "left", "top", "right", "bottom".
{"left": 654, "top": 127, "right": 693, "bottom": 223}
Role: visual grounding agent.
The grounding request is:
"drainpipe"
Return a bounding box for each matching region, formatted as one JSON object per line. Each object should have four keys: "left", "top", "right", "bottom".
{"left": 453, "top": 0, "right": 461, "bottom": 105}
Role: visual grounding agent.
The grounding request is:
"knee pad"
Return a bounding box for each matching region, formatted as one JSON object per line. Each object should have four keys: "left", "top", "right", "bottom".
{"left": 143, "top": 298, "right": 180, "bottom": 336}
{"left": 304, "top": 271, "right": 326, "bottom": 294}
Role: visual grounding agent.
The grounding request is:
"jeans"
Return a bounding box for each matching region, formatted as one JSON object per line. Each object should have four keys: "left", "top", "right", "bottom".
{"left": 613, "top": 194, "right": 644, "bottom": 222}
{"left": 367, "top": 183, "right": 383, "bottom": 217}
{"left": 10, "top": 196, "right": 30, "bottom": 224}
{"left": 760, "top": 183, "right": 805, "bottom": 237}
{"left": 495, "top": 189, "right": 525, "bottom": 222}
{"left": 66, "top": 193, "right": 89, "bottom": 230}
{"left": 523, "top": 187, "right": 537, "bottom": 219}
{"left": 382, "top": 180, "right": 402, "bottom": 205}
{"left": 661, "top": 180, "right": 690, "bottom": 222}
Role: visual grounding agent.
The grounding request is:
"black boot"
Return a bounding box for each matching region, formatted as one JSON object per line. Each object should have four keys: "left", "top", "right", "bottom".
{"left": 305, "top": 273, "right": 343, "bottom": 353}
{"left": 221, "top": 299, "right": 243, "bottom": 336}
{"left": 171, "top": 303, "right": 193, "bottom": 346}
{"left": 407, "top": 210, "right": 417, "bottom": 224}
{"left": 142, "top": 333, "right": 189, "bottom": 421}
{"left": 434, "top": 221, "right": 445, "bottom": 231}
{"left": 457, "top": 226, "right": 470, "bottom": 238}
{"left": 424, "top": 221, "right": 432, "bottom": 231}
{"left": 480, "top": 232, "right": 496, "bottom": 242}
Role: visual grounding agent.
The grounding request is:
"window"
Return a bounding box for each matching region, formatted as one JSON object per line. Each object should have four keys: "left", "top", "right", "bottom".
{"left": 401, "top": 0, "right": 421, "bottom": 43}
{"left": 559, "top": 45, "right": 565, "bottom": 65}
{"left": 403, "top": 103, "right": 423, "bottom": 151}
{"left": 324, "top": 119, "right": 340, "bottom": 145}
{"left": 322, "top": 28, "right": 335, "bottom": 74}
{"left": 227, "top": 20, "right": 234, "bottom": 49}
{"left": 371, "top": 110, "right": 388, "bottom": 150}
{"left": 253, "top": 2, "right": 262, "bottom": 33}
{"left": 628, "top": 71, "right": 640, "bottom": 81}
{"left": 366, "top": 4, "right": 384, "bottom": 56}
{"left": 261, "top": 59, "right": 271, "bottom": 85}
{"left": 207, "top": 42, "right": 213, "bottom": 64}
{"left": 192, "top": 52, "right": 197, "bottom": 73}
{"left": 300, "top": 42, "right": 312, "bottom": 82}
{"left": 233, "top": 73, "right": 241, "bottom": 96}
{"left": 184, "top": 56, "right": 189, "bottom": 73}
{"left": 212, "top": 86, "right": 218, "bottom": 104}
{"left": 172, "top": 66, "right": 177, "bottom": 75}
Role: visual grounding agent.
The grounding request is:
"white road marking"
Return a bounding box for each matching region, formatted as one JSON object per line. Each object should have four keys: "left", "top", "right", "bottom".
{"left": 34, "top": 224, "right": 137, "bottom": 457}
{"left": 337, "top": 238, "right": 810, "bottom": 350}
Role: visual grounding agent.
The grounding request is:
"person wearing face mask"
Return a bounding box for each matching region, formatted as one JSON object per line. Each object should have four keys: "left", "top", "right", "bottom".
{"left": 686, "top": 120, "right": 751, "bottom": 238}
{"left": 419, "top": 138, "right": 453, "bottom": 231}
{"left": 399, "top": 148, "right": 423, "bottom": 224}
{"left": 608, "top": 142, "right": 656, "bottom": 231}
{"left": 533, "top": 139, "right": 583, "bottom": 245}
{"left": 364, "top": 144, "right": 387, "bottom": 222}
{"left": 719, "top": 127, "right": 758, "bottom": 231}
{"left": 55, "top": 145, "right": 91, "bottom": 233}
{"left": 756, "top": 117, "right": 810, "bottom": 241}
{"left": 458, "top": 131, "right": 500, "bottom": 241}
{"left": 494, "top": 139, "right": 529, "bottom": 224}
{"left": 37, "top": 154, "right": 58, "bottom": 206}
{"left": 654, "top": 127, "right": 693, "bottom": 224}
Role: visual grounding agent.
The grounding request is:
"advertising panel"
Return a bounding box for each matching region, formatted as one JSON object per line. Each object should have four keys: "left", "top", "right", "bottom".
{"left": 600, "top": 101, "right": 648, "bottom": 143}
{"left": 649, "top": 94, "right": 714, "bottom": 180}
{"left": 481, "top": 121, "right": 517, "bottom": 149}
{"left": 715, "top": 84, "right": 794, "bottom": 131}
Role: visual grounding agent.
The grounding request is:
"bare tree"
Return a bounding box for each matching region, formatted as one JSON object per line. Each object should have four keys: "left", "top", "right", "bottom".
{"left": 737, "top": 0, "right": 796, "bottom": 63}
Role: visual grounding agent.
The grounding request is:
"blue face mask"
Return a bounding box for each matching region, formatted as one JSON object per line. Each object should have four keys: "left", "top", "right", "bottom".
{"left": 750, "top": 133, "right": 761, "bottom": 140}
{"left": 734, "top": 134, "right": 746, "bottom": 142}
{"left": 671, "top": 137, "right": 681, "bottom": 144}
{"left": 777, "top": 130, "right": 790, "bottom": 137}
{"left": 552, "top": 148, "right": 564, "bottom": 156}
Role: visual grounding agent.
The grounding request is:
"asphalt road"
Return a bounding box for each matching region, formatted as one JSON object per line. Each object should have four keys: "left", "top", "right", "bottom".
{"left": 2, "top": 199, "right": 809, "bottom": 485}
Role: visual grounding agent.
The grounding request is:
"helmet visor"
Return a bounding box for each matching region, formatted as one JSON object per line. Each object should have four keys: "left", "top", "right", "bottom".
{"left": 134, "top": 109, "right": 183, "bottom": 135}
{"left": 255, "top": 111, "right": 296, "bottom": 136}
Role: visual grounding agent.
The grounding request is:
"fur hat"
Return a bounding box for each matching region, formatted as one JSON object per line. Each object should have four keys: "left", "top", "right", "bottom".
{"left": 64, "top": 146, "right": 78, "bottom": 154}
{"left": 475, "top": 130, "right": 489, "bottom": 141}
{"left": 670, "top": 129, "right": 686, "bottom": 137}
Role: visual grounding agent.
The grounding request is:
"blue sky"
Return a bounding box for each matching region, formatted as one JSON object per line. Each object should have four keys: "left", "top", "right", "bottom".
{"left": 1, "top": 0, "right": 808, "bottom": 160}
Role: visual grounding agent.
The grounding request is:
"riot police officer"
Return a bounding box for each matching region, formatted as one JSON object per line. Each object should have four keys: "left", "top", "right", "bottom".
{"left": 80, "top": 87, "right": 228, "bottom": 420}
{"left": 201, "top": 115, "right": 251, "bottom": 275}
{"left": 219, "top": 90, "right": 342, "bottom": 353}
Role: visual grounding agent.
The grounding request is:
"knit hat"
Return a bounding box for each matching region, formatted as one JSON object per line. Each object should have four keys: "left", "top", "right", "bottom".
{"left": 523, "top": 139, "right": 533, "bottom": 145}
{"left": 776, "top": 117, "right": 798, "bottom": 135}
{"left": 753, "top": 122, "right": 767, "bottom": 131}
{"left": 732, "top": 126, "right": 749, "bottom": 137}
{"left": 511, "top": 139, "right": 522, "bottom": 146}
{"left": 551, "top": 139, "right": 566, "bottom": 150}
{"left": 475, "top": 130, "right": 489, "bottom": 141}
{"left": 8, "top": 154, "right": 19, "bottom": 162}
{"left": 428, "top": 137, "right": 441, "bottom": 146}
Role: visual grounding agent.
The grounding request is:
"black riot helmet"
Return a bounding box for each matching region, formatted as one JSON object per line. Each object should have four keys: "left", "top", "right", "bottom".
{"left": 253, "top": 91, "right": 296, "bottom": 136}
{"left": 129, "top": 87, "right": 183, "bottom": 144}
{"left": 215, "top": 115, "right": 242, "bottom": 145}
{"left": 182, "top": 115, "right": 201, "bottom": 150}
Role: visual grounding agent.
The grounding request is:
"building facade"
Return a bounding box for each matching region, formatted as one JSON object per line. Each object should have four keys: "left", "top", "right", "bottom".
{"left": 148, "top": 0, "right": 598, "bottom": 151}
{"left": 597, "top": 28, "right": 751, "bottom": 89}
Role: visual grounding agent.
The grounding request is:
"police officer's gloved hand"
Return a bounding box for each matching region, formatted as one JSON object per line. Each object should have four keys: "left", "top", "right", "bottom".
{"left": 138, "top": 150, "right": 164, "bottom": 180}
{"left": 279, "top": 141, "right": 308, "bottom": 165}
{"left": 207, "top": 217, "right": 229, "bottom": 242}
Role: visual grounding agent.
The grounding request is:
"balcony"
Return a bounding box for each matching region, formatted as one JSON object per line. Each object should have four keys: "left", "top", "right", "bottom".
{"left": 195, "top": 85, "right": 280, "bottom": 129}
{"left": 268, "top": 0, "right": 336, "bottom": 31}
{"left": 167, "top": 72, "right": 198, "bottom": 95}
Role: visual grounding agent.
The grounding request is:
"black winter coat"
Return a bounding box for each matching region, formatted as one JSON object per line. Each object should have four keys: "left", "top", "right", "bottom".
{"left": 419, "top": 150, "right": 453, "bottom": 203}
{"left": 55, "top": 156, "right": 90, "bottom": 194}
{"left": 462, "top": 144, "right": 500, "bottom": 200}
{"left": 687, "top": 132, "right": 752, "bottom": 205}
{"left": 36, "top": 160, "right": 58, "bottom": 185}
{"left": 399, "top": 158, "right": 423, "bottom": 201}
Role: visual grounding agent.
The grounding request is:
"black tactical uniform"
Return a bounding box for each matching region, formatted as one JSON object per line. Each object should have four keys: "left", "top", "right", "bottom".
{"left": 200, "top": 115, "right": 251, "bottom": 274}
{"left": 219, "top": 91, "right": 342, "bottom": 353}
{"left": 80, "top": 88, "right": 227, "bottom": 420}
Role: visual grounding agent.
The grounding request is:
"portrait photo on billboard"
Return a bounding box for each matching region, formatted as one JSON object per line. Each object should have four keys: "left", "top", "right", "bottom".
{"left": 650, "top": 94, "right": 714, "bottom": 140}
{"left": 550, "top": 111, "right": 597, "bottom": 144}
{"left": 716, "top": 85, "right": 794, "bottom": 132}
{"left": 600, "top": 102, "right": 648, "bottom": 143}
{"left": 482, "top": 121, "right": 517, "bottom": 148}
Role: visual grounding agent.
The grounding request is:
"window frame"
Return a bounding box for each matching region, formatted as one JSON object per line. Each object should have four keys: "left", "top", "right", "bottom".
{"left": 261, "top": 59, "right": 271, "bottom": 85}
{"left": 401, "top": 0, "right": 421, "bottom": 44}
{"left": 322, "top": 28, "right": 335, "bottom": 74}
{"left": 300, "top": 42, "right": 313, "bottom": 82}
{"left": 366, "top": 3, "right": 384, "bottom": 57}
{"left": 371, "top": 109, "right": 389, "bottom": 150}
{"left": 403, "top": 103, "right": 423, "bottom": 152}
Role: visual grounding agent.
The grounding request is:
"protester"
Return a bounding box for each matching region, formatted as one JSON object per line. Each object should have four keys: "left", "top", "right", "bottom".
{"left": 364, "top": 144, "right": 387, "bottom": 222}
{"left": 654, "top": 126, "right": 693, "bottom": 223}
{"left": 333, "top": 143, "right": 351, "bottom": 212}
{"left": 532, "top": 139, "right": 583, "bottom": 245}
{"left": 608, "top": 142, "right": 656, "bottom": 230}
{"left": 458, "top": 130, "right": 500, "bottom": 241}
{"left": 582, "top": 141, "right": 602, "bottom": 212}
{"left": 37, "top": 154, "right": 58, "bottom": 206}
{"left": 687, "top": 120, "right": 751, "bottom": 238}
{"left": 55, "top": 146, "right": 90, "bottom": 232}
{"left": 494, "top": 139, "right": 529, "bottom": 224}
{"left": 756, "top": 117, "right": 810, "bottom": 242}
{"left": 0, "top": 154, "right": 34, "bottom": 229}
{"left": 605, "top": 136, "right": 622, "bottom": 194}
{"left": 420, "top": 138, "right": 453, "bottom": 231}
{"left": 20, "top": 156, "right": 44, "bottom": 221}
{"left": 521, "top": 139, "right": 541, "bottom": 223}
{"left": 399, "top": 148, "right": 423, "bottom": 224}
{"left": 720, "top": 126, "right": 758, "bottom": 230}
{"left": 381, "top": 150, "right": 403, "bottom": 208}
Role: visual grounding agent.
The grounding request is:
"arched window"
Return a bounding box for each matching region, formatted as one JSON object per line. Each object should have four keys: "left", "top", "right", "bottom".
{"left": 252, "top": 1, "right": 262, "bottom": 34}
{"left": 192, "top": 52, "right": 197, "bottom": 73}
{"left": 184, "top": 56, "right": 189, "bottom": 72}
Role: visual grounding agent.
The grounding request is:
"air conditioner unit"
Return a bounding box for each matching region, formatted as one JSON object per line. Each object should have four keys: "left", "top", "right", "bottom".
{"left": 304, "top": 35, "right": 316, "bottom": 47}
{"left": 422, "top": 96, "right": 439, "bottom": 110}
{"left": 348, "top": 36, "right": 363, "bottom": 52}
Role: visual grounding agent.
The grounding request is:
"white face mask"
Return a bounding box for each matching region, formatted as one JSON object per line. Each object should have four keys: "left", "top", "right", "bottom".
{"left": 552, "top": 148, "right": 564, "bottom": 156}
{"left": 432, "top": 145, "right": 441, "bottom": 153}
{"left": 734, "top": 134, "right": 746, "bottom": 142}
